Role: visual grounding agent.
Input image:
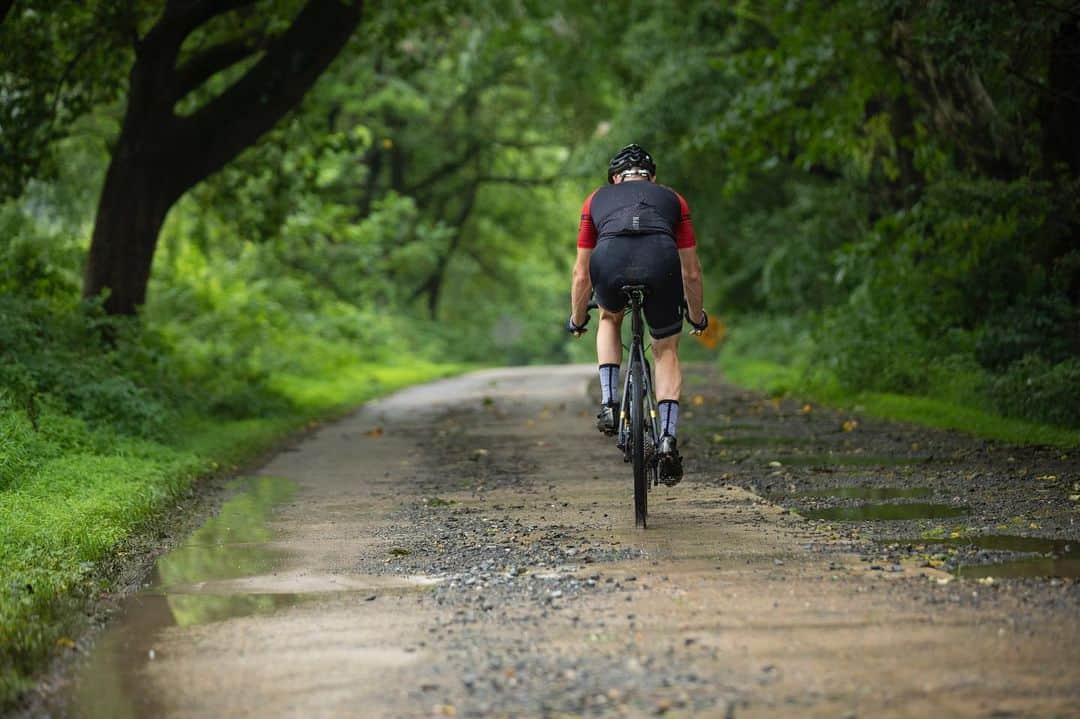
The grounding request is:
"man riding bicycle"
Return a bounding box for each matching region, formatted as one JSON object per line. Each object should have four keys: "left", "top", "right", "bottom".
{"left": 567, "top": 144, "right": 707, "bottom": 485}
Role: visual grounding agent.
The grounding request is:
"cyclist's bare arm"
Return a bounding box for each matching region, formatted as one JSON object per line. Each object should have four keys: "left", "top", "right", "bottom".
{"left": 571, "top": 247, "right": 593, "bottom": 325}
{"left": 679, "top": 246, "right": 704, "bottom": 324}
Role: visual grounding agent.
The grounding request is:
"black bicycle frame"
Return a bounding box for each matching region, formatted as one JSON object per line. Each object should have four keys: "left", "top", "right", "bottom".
{"left": 616, "top": 287, "right": 662, "bottom": 475}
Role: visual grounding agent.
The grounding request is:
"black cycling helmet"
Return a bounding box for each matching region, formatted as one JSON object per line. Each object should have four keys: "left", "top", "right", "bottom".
{"left": 607, "top": 143, "right": 656, "bottom": 183}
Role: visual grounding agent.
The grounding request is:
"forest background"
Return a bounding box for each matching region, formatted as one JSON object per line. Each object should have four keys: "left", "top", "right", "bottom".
{"left": 1, "top": 0, "right": 1079, "bottom": 704}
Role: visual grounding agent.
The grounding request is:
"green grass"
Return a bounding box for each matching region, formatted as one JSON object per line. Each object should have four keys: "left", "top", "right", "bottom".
{"left": 721, "top": 355, "right": 1080, "bottom": 450}
{"left": 0, "top": 360, "right": 465, "bottom": 706}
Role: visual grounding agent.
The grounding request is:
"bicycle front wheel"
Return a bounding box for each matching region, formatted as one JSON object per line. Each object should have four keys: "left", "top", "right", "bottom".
{"left": 631, "top": 358, "right": 648, "bottom": 528}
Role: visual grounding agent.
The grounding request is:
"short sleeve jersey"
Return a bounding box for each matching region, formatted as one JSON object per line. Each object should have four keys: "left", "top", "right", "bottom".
{"left": 577, "top": 182, "right": 696, "bottom": 250}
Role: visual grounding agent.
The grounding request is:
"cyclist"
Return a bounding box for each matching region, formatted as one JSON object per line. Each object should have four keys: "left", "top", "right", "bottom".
{"left": 567, "top": 143, "right": 707, "bottom": 485}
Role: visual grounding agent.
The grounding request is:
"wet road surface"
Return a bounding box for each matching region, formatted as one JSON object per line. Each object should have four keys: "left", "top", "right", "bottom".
{"left": 48, "top": 366, "right": 1080, "bottom": 717}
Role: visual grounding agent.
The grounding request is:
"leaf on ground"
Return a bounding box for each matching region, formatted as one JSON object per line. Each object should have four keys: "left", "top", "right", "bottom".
{"left": 388, "top": 547, "right": 411, "bottom": 557}
{"left": 841, "top": 419, "right": 858, "bottom": 432}
{"left": 692, "top": 395, "right": 705, "bottom": 406}
{"left": 364, "top": 426, "right": 384, "bottom": 437}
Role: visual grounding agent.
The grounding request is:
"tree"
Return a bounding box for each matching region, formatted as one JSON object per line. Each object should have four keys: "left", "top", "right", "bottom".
{"left": 0, "top": 1, "right": 140, "bottom": 199}
{"left": 82, "top": 0, "right": 363, "bottom": 316}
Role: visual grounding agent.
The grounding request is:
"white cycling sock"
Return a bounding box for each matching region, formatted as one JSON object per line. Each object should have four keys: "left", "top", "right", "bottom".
{"left": 658, "top": 400, "right": 679, "bottom": 437}
{"left": 599, "top": 364, "right": 620, "bottom": 404}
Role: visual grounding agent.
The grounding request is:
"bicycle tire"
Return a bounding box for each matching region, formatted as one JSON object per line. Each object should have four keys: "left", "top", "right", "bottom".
{"left": 631, "top": 357, "right": 648, "bottom": 528}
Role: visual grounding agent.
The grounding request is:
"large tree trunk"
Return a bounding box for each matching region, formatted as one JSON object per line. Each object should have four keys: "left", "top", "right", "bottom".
{"left": 83, "top": 31, "right": 185, "bottom": 314}
{"left": 83, "top": 0, "right": 363, "bottom": 316}
{"left": 84, "top": 155, "right": 180, "bottom": 314}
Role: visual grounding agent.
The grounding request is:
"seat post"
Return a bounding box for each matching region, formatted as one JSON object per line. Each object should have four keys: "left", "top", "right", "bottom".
{"left": 623, "top": 285, "right": 646, "bottom": 347}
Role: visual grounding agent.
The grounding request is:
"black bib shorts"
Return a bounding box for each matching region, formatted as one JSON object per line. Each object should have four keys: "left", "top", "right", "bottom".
{"left": 589, "top": 234, "right": 683, "bottom": 339}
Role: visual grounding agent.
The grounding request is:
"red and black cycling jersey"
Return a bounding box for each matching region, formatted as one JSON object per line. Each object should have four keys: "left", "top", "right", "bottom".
{"left": 577, "top": 182, "right": 696, "bottom": 250}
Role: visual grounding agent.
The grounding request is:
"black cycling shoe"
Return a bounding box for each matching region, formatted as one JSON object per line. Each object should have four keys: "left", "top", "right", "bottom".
{"left": 596, "top": 402, "right": 618, "bottom": 435}
{"left": 657, "top": 434, "right": 683, "bottom": 486}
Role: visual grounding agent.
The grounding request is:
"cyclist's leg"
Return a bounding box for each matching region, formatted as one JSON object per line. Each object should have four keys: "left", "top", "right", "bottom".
{"left": 589, "top": 238, "right": 630, "bottom": 370}
{"left": 589, "top": 239, "right": 631, "bottom": 433}
{"left": 637, "top": 235, "right": 686, "bottom": 483}
{"left": 639, "top": 235, "right": 684, "bottom": 373}
{"left": 652, "top": 333, "right": 681, "bottom": 402}
{"left": 597, "top": 307, "right": 624, "bottom": 367}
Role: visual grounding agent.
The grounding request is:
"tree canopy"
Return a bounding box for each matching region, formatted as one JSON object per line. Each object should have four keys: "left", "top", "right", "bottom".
{"left": 2, "top": 0, "right": 1078, "bottom": 427}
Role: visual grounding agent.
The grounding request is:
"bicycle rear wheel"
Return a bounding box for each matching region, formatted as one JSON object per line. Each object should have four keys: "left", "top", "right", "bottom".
{"left": 631, "top": 357, "right": 648, "bottom": 528}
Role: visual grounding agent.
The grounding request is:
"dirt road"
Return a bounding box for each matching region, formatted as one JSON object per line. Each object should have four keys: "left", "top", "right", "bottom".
{"left": 46, "top": 366, "right": 1079, "bottom": 717}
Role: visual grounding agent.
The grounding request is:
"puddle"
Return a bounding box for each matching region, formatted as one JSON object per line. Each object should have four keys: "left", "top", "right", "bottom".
{"left": 880, "top": 535, "right": 1080, "bottom": 579}
{"left": 148, "top": 475, "right": 298, "bottom": 609}
{"left": 800, "top": 503, "right": 969, "bottom": 521}
{"left": 54, "top": 476, "right": 298, "bottom": 717}
{"left": 154, "top": 475, "right": 295, "bottom": 590}
{"left": 955, "top": 558, "right": 1080, "bottom": 579}
{"left": 146, "top": 564, "right": 307, "bottom": 627}
{"left": 798, "top": 487, "right": 933, "bottom": 500}
{"left": 909, "top": 535, "right": 1077, "bottom": 555}
{"left": 773, "top": 454, "right": 931, "bottom": 467}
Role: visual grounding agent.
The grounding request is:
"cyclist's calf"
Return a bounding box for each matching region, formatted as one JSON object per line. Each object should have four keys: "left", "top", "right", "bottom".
{"left": 652, "top": 333, "right": 681, "bottom": 402}
{"left": 597, "top": 308, "right": 625, "bottom": 366}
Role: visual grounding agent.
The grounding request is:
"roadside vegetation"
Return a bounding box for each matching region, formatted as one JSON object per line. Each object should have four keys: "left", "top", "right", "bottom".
{"left": 1, "top": 0, "right": 1078, "bottom": 706}
{"left": 0, "top": 273, "right": 461, "bottom": 700}
{"left": 597, "top": 2, "right": 1080, "bottom": 441}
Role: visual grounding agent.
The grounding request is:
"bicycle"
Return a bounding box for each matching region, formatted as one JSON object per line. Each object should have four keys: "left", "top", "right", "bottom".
{"left": 586, "top": 285, "right": 660, "bottom": 528}
{"left": 617, "top": 286, "right": 662, "bottom": 528}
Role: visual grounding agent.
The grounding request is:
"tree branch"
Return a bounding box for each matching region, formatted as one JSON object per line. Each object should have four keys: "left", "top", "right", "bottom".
{"left": 461, "top": 245, "right": 504, "bottom": 283}
{"left": 162, "top": 0, "right": 260, "bottom": 38}
{"left": 175, "top": 0, "right": 362, "bottom": 187}
{"left": 173, "top": 36, "right": 269, "bottom": 101}
{"left": 403, "top": 140, "right": 483, "bottom": 194}
{"left": 410, "top": 181, "right": 479, "bottom": 313}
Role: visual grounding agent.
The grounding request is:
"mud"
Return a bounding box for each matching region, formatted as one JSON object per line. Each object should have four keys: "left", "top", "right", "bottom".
{"left": 27, "top": 365, "right": 1080, "bottom": 717}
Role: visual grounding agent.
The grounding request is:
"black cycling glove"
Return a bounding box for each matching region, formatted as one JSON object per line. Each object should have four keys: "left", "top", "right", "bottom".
{"left": 566, "top": 313, "right": 590, "bottom": 337}
{"left": 687, "top": 309, "right": 708, "bottom": 335}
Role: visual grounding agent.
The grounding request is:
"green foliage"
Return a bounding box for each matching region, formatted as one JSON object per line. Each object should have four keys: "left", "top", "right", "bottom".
{"left": 0, "top": 1, "right": 142, "bottom": 198}
{"left": 989, "top": 356, "right": 1080, "bottom": 428}
{"left": 570, "top": 0, "right": 1080, "bottom": 429}
{"left": 0, "top": 294, "right": 175, "bottom": 438}
{"left": 720, "top": 317, "right": 1080, "bottom": 448}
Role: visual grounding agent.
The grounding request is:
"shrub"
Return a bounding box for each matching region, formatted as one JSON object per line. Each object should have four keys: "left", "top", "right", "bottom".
{"left": 989, "top": 355, "right": 1080, "bottom": 428}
